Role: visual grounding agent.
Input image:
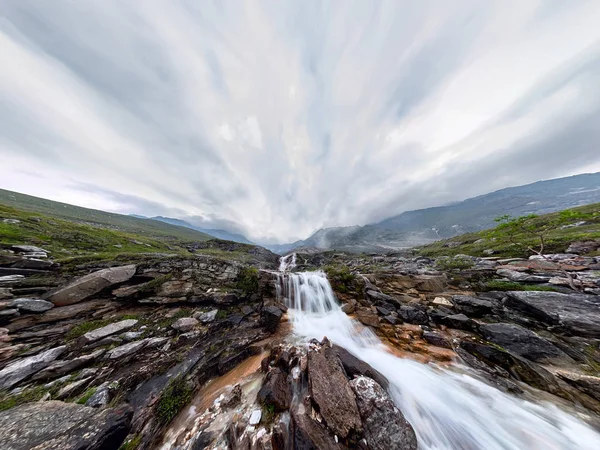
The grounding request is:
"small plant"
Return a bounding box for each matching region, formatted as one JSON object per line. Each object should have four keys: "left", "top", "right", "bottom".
{"left": 156, "top": 376, "right": 193, "bottom": 424}
{"left": 66, "top": 319, "right": 112, "bottom": 340}
{"left": 482, "top": 280, "right": 556, "bottom": 292}
{"left": 435, "top": 255, "right": 474, "bottom": 271}
{"left": 235, "top": 266, "right": 259, "bottom": 297}
{"left": 262, "top": 402, "right": 276, "bottom": 424}
{"left": 139, "top": 273, "right": 173, "bottom": 294}
{"left": 324, "top": 264, "right": 355, "bottom": 292}
{"left": 0, "top": 386, "right": 47, "bottom": 411}
{"left": 119, "top": 434, "right": 142, "bottom": 450}
{"left": 76, "top": 387, "right": 97, "bottom": 405}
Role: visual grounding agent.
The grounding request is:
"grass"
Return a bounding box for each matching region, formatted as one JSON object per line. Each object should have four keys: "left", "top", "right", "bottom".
{"left": 76, "top": 387, "right": 97, "bottom": 405}
{"left": 156, "top": 375, "right": 193, "bottom": 424}
{"left": 435, "top": 255, "right": 475, "bottom": 271}
{"left": 324, "top": 264, "right": 356, "bottom": 293}
{"left": 119, "top": 434, "right": 142, "bottom": 450}
{"left": 0, "top": 386, "right": 47, "bottom": 411}
{"left": 417, "top": 203, "right": 600, "bottom": 258}
{"left": 66, "top": 319, "right": 112, "bottom": 340}
{"left": 235, "top": 266, "right": 259, "bottom": 297}
{"left": 481, "top": 280, "right": 558, "bottom": 292}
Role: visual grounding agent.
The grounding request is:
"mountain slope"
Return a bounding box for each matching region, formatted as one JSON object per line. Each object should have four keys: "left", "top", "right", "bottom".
{"left": 151, "top": 216, "right": 254, "bottom": 244}
{"left": 0, "top": 188, "right": 212, "bottom": 242}
{"left": 269, "top": 172, "right": 600, "bottom": 253}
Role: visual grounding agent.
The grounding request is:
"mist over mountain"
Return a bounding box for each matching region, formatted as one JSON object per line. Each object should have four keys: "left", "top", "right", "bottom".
{"left": 267, "top": 172, "right": 600, "bottom": 253}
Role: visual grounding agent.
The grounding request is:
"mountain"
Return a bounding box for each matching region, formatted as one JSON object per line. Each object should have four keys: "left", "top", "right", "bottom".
{"left": 151, "top": 216, "right": 254, "bottom": 244}
{"left": 0, "top": 188, "right": 212, "bottom": 242}
{"left": 268, "top": 172, "right": 600, "bottom": 253}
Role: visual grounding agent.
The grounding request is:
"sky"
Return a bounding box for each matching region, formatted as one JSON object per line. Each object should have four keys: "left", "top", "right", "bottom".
{"left": 1, "top": 1, "right": 600, "bottom": 244}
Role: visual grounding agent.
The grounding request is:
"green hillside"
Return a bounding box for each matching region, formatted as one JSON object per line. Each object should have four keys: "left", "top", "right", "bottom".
{"left": 0, "top": 188, "right": 211, "bottom": 242}
{"left": 417, "top": 203, "right": 600, "bottom": 258}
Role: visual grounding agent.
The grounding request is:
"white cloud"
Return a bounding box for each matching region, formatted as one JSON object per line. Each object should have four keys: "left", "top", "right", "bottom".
{"left": 1, "top": 0, "right": 600, "bottom": 243}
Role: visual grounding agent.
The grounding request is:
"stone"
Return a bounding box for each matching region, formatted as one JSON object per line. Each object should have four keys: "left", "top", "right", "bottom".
{"left": 422, "top": 331, "right": 452, "bottom": 349}
{"left": 504, "top": 291, "right": 600, "bottom": 337}
{"left": 341, "top": 302, "right": 355, "bottom": 314}
{"left": 262, "top": 305, "right": 283, "bottom": 332}
{"left": 9, "top": 298, "right": 54, "bottom": 313}
{"left": 0, "top": 275, "right": 25, "bottom": 286}
{"left": 398, "top": 305, "right": 428, "bottom": 325}
{"left": 0, "top": 288, "right": 13, "bottom": 300}
{"left": 196, "top": 309, "right": 218, "bottom": 323}
{"left": 432, "top": 297, "right": 453, "bottom": 307}
{"left": 479, "top": 323, "right": 571, "bottom": 364}
{"left": 356, "top": 309, "right": 380, "bottom": 328}
{"left": 171, "top": 317, "right": 199, "bottom": 332}
{"left": 221, "top": 384, "right": 242, "bottom": 409}
{"left": 0, "top": 400, "right": 132, "bottom": 450}
{"left": 566, "top": 240, "right": 600, "bottom": 255}
{"left": 308, "top": 345, "right": 361, "bottom": 439}
{"left": 10, "top": 244, "right": 48, "bottom": 253}
{"left": 32, "top": 349, "right": 105, "bottom": 381}
{"left": 332, "top": 344, "right": 389, "bottom": 389}
{"left": 258, "top": 367, "right": 292, "bottom": 412}
{"left": 451, "top": 295, "right": 494, "bottom": 317}
{"left": 86, "top": 384, "right": 112, "bottom": 408}
{"left": 88, "top": 336, "right": 122, "bottom": 349}
{"left": 157, "top": 280, "right": 193, "bottom": 297}
{"left": 496, "top": 269, "right": 551, "bottom": 283}
{"left": 77, "top": 319, "right": 138, "bottom": 346}
{"left": 0, "top": 345, "right": 66, "bottom": 389}
{"left": 556, "top": 371, "right": 600, "bottom": 402}
{"left": 291, "top": 410, "right": 345, "bottom": 450}
{"left": 0, "top": 308, "right": 20, "bottom": 320}
{"left": 56, "top": 377, "right": 92, "bottom": 400}
{"left": 105, "top": 340, "right": 147, "bottom": 360}
{"left": 350, "top": 376, "right": 417, "bottom": 450}
{"left": 442, "top": 314, "right": 477, "bottom": 331}
{"left": 48, "top": 265, "right": 137, "bottom": 306}
{"left": 121, "top": 331, "right": 144, "bottom": 341}
{"left": 9, "top": 258, "right": 53, "bottom": 270}
{"left": 249, "top": 409, "right": 262, "bottom": 426}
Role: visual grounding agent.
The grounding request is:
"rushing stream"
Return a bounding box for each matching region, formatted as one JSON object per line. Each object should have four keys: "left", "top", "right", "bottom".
{"left": 276, "top": 255, "right": 600, "bottom": 450}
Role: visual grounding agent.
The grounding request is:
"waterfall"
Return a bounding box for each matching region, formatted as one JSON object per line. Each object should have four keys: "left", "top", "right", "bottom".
{"left": 276, "top": 259, "right": 600, "bottom": 450}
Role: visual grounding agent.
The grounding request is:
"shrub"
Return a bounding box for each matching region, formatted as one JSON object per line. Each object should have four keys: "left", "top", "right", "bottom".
{"left": 435, "top": 256, "right": 474, "bottom": 271}
{"left": 236, "top": 266, "right": 259, "bottom": 297}
{"left": 156, "top": 376, "right": 193, "bottom": 424}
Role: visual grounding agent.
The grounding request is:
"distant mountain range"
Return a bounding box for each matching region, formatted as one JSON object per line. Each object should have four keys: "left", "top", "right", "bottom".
{"left": 149, "top": 216, "right": 254, "bottom": 244}
{"left": 266, "top": 172, "right": 600, "bottom": 254}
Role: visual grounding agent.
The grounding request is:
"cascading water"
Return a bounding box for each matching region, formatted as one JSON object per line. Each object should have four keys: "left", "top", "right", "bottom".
{"left": 276, "top": 257, "right": 600, "bottom": 450}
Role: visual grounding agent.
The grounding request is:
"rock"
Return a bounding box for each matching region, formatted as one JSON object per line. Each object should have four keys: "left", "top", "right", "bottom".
{"left": 262, "top": 305, "right": 283, "bottom": 332}
{"left": 0, "top": 275, "right": 24, "bottom": 286}
{"left": 556, "top": 371, "right": 600, "bottom": 402}
{"left": 356, "top": 309, "right": 380, "bottom": 328}
{"left": 479, "top": 323, "right": 571, "bottom": 364}
{"left": 308, "top": 345, "right": 361, "bottom": 439}
{"left": 350, "top": 376, "right": 417, "bottom": 450}
{"left": 341, "top": 302, "right": 355, "bottom": 314}
{"left": 384, "top": 315, "right": 398, "bottom": 325}
{"left": 211, "top": 292, "right": 239, "bottom": 305}
{"left": 105, "top": 340, "right": 147, "bottom": 360}
{"left": 375, "top": 306, "right": 391, "bottom": 316}
{"left": 566, "top": 240, "right": 600, "bottom": 255}
{"left": 221, "top": 384, "right": 242, "bottom": 409}
{"left": 398, "top": 305, "right": 428, "bottom": 325}
{"left": 249, "top": 409, "right": 262, "bottom": 425}
{"left": 23, "top": 252, "right": 48, "bottom": 259}
{"left": 496, "top": 269, "right": 551, "bottom": 283}
{"left": 88, "top": 336, "right": 122, "bottom": 349}
{"left": 195, "top": 309, "right": 218, "bottom": 323}
{"left": 0, "top": 345, "right": 66, "bottom": 389}
{"left": 0, "top": 400, "right": 132, "bottom": 450}
{"left": 258, "top": 367, "right": 292, "bottom": 412}
{"left": 9, "top": 258, "right": 54, "bottom": 270}
{"left": 451, "top": 295, "right": 494, "bottom": 317}
{"left": 10, "top": 244, "right": 48, "bottom": 254}
{"left": 442, "top": 314, "right": 477, "bottom": 331}
{"left": 332, "top": 344, "right": 388, "bottom": 389}
{"left": 9, "top": 298, "right": 54, "bottom": 313}
{"left": 0, "top": 288, "right": 13, "bottom": 300}
{"left": 77, "top": 319, "right": 138, "bottom": 346}
{"left": 48, "top": 265, "right": 137, "bottom": 306}
{"left": 0, "top": 308, "right": 20, "bottom": 321}
{"left": 86, "top": 384, "right": 112, "bottom": 408}
{"left": 171, "top": 317, "right": 199, "bottom": 332}
{"left": 366, "top": 290, "right": 399, "bottom": 305}
{"left": 32, "top": 349, "right": 105, "bottom": 381}
{"left": 56, "top": 377, "right": 92, "bottom": 400}
{"left": 432, "top": 297, "right": 453, "bottom": 307}
{"left": 157, "top": 280, "right": 193, "bottom": 297}
{"left": 121, "top": 331, "right": 144, "bottom": 341}
{"left": 422, "top": 331, "right": 452, "bottom": 349}
{"left": 291, "top": 410, "right": 345, "bottom": 450}
{"left": 504, "top": 291, "right": 600, "bottom": 337}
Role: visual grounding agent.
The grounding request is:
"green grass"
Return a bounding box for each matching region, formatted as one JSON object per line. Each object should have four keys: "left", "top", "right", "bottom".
{"left": 0, "top": 386, "right": 47, "bottom": 411}
{"left": 76, "top": 387, "right": 97, "bottom": 405}
{"left": 119, "top": 434, "right": 142, "bottom": 450}
{"left": 66, "top": 319, "right": 112, "bottom": 340}
{"left": 324, "top": 264, "right": 356, "bottom": 293}
{"left": 417, "top": 203, "right": 600, "bottom": 258}
{"left": 156, "top": 375, "right": 193, "bottom": 424}
{"left": 235, "top": 266, "right": 259, "bottom": 297}
{"left": 481, "top": 280, "right": 557, "bottom": 292}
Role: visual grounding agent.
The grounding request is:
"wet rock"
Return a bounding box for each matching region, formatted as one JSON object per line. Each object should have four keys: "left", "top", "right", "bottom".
{"left": 32, "top": 349, "right": 105, "bottom": 381}
{"left": 0, "top": 400, "right": 132, "bottom": 450}
{"left": 556, "top": 371, "right": 600, "bottom": 402}
{"left": 308, "top": 345, "right": 361, "bottom": 439}
{"left": 9, "top": 298, "right": 54, "bottom": 313}
{"left": 332, "top": 344, "right": 388, "bottom": 389}
{"left": 171, "top": 317, "right": 199, "bottom": 332}
{"left": 375, "top": 306, "right": 391, "bottom": 316}
{"left": 48, "top": 265, "right": 137, "bottom": 306}
{"left": 262, "top": 305, "right": 283, "bottom": 332}
{"left": 341, "top": 301, "right": 356, "bottom": 314}
{"left": 398, "top": 305, "right": 428, "bottom": 325}
{"left": 496, "top": 269, "right": 551, "bottom": 283}
{"left": 422, "top": 331, "right": 452, "bottom": 349}
{"left": 258, "top": 367, "right": 292, "bottom": 412}
{"left": 350, "top": 376, "right": 417, "bottom": 450}
{"left": 479, "top": 323, "right": 572, "bottom": 364}
{"left": 356, "top": 309, "right": 380, "bottom": 328}
{"left": 366, "top": 290, "right": 399, "bottom": 305}
{"left": 0, "top": 345, "right": 66, "bottom": 389}
{"left": 291, "top": 410, "right": 346, "bottom": 450}
{"left": 221, "top": 384, "right": 242, "bottom": 409}
{"left": 105, "top": 339, "right": 147, "bottom": 360}
{"left": 451, "top": 295, "right": 494, "bottom": 317}
{"left": 77, "top": 319, "right": 138, "bottom": 346}
{"left": 442, "top": 314, "right": 478, "bottom": 331}
{"left": 504, "top": 291, "right": 600, "bottom": 337}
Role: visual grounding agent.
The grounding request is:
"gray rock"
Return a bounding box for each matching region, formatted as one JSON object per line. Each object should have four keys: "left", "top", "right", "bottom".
{"left": 0, "top": 308, "right": 20, "bottom": 320}
{"left": 0, "top": 275, "right": 25, "bottom": 286}
{"left": 105, "top": 340, "right": 147, "bottom": 360}
{"left": 332, "top": 344, "right": 389, "bottom": 389}
{"left": 10, "top": 244, "right": 48, "bottom": 254}
{"left": 0, "top": 288, "right": 13, "bottom": 300}
{"left": 451, "top": 295, "right": 494, "bottom": 317}
{"left": 86, "top": 384, "right": 112, "bottom": 408}
{"left": 0, "top": 400, "right": 132, "bottom": 450}
{"left": 171, "top": 317, "right": 199, "bottom": 332}
{"left": 121, "top": 331, "right": 144, "bottom": 341}
{"left": 479, "top": 323, "right": 571, "bottom": 364}
{"left": 504, "top": 291, "right": 600, "bottom": 337}
{"left": 442, "top": 314, "right": 477, "bottom": 331}
{"left": 23, "top": 252, "right": 48, "bottom": 259}
{"left": 350, "top": 376, "right": 417, "bottom": 450}
{"left": 48, "top": 265, "right": 137, "bottom": 306}
{"left": 496, "top": 269, "right": 551, "bottom": 283}
{"left": 0, "top": 345, "right": 66, "bottom": 389}
{"left": 261, "top": 305, "right": 283, "bottom": 332}
{"left": 398, "top": 305, "right": 428, "bottom": 325}
{"left": 77, "top": 319, "right": 138, "bottom": 346}
{"left": 9, "top": 298, "right": 54, "bottom": 313}
{"left": 32, "top": 349, "right": 105, "bottom": 381}
{"left": 291, "top": 410, "right": 344, "bottom": 450}
{"left": 196, "top": 309, "right": 218, "bottom": 323}
{"left": 87, "top": 336, "right": 122, "bottom": 349}
{"left": 422, "top": 331, "right": 452, "bottom": 349}
{"left": 56, "top": 377, "right": 92, "bottom": 400}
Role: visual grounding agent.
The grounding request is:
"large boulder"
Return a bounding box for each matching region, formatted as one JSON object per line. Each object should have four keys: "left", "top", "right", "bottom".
{"left": 503, "top": 291, "right": 600, "bottom": 337}
{"left": 0, "top": 345, "right": 66, "bottom": 389}
{"left": 291, "top": 410, "right": 346, "bottom": 450}
{"left": 479, "top": 323, "right": 571, "bottom": 364}
{"left": 48, "top": 265, "right": 137, "bottom": 306}
{"left": 350, "top": 376, "right": 417, "bottom": 450}
{"left": 0, "top": 401, "right": 132, "bottom": 450}
{"left": 398, "top": 305, "right": 428, "bottom": 325}
{"left": 261, "top": 305, "right": 283, "bottom": 332}
{"left": 451, "top": 295, "right": 494, "bottom": 317}
{"left": 308, "top": 345, "right": 362, "bottom": 439}
{"left": 332, "top": 344, "right": 389, "bottom": 389}
{"left": 77, "top": 319, "right": 138, "bottom": 346}
{"left": 258, "top": 367, "right": 292, "bottom": 412}
{"left": 496, "top": 269, "right": 551, "bottom": 283}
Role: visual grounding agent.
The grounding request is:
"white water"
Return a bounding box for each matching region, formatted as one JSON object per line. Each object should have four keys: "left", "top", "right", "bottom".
{"left": 276, "top": 265, "right": 600, "bottom": 450}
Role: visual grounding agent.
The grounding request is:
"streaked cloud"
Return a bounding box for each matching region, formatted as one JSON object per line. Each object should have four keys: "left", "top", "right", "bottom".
{"left": 1, "top": 0, "right": 599, "bottom": 243}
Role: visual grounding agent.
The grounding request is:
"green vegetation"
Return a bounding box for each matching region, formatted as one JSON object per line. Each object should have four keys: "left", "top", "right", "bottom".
{"left": 0, "top": 386, "right": 47, "bottom": 411}
{"left": 139, "top": 274, "right": 174, "bottom": 294}
{"left": 235, "top": 266, "right": 259, "bottom": 297}
{"left": 76, "top": 387, "right": 97, "bottom": 405}
{"left": 66, "top": 319, "right": 112, "bottom": 340}
{"left": 262, "top": 403, "right": 276, "bottom": 424}
{"left": 324, "top": 264, "right": 356, "bottom": 293}
{"left": 481, "top": 280, "right": 557, "bottom": 292}
{"left": 156, "top": 375, "right": 193, "bottom": 424}
{"left": 435, "top": 255, "right": 475, "bottom": 271}
{"left": 119, "top": 434, "right": 142, "bottom": 450}
{"left": 417, "top": 203, "right": 600, "bottom": 258}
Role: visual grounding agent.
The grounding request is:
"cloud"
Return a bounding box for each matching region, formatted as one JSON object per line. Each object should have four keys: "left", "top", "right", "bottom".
{"left": 1, "top": 0, "right": 599, "bottom": 243}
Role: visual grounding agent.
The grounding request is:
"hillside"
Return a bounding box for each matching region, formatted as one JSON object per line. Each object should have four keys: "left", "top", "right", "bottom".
{"left": 269, "top": 172, "right": 600, "bottom": 253}
{"left": 0, "top": 189, "right": 212, "bottom": 242}
{"left": 151, "top": 216, "right": 254, "bottom": 244}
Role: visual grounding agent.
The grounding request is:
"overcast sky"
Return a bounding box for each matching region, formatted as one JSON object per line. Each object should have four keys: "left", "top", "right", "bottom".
{"left": 1, "top": 1, "right": 600, "bottom": 243}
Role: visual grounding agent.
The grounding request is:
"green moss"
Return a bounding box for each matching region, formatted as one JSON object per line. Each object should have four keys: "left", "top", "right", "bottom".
{"left": 66, "top": 319, "right": 112, "bottom": 340}
{"left": 324, "top": 264, "right": 355, "bottom": 293}
{"left": 76, "top": 387, "right": 97, "bottom": 405}
{"left": 119, "top": 434, "right": 142, "bottom": 450}
{"left": 156, "top": 376, "right": 193, "bottom": 425}
{"left": 0, "top": 386, "right": 47, "bottom": 411}
{"left": 139, "top": 274, "right": 173, "bottom": 294}
{"left": 235, "top": 266, "right": 259, "bottom": 297}
{"left": 481, "top": 280, "right": 557, "bottom": 292}
{"left": 262, "top": 403, "right": 275, "bottom": 424}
